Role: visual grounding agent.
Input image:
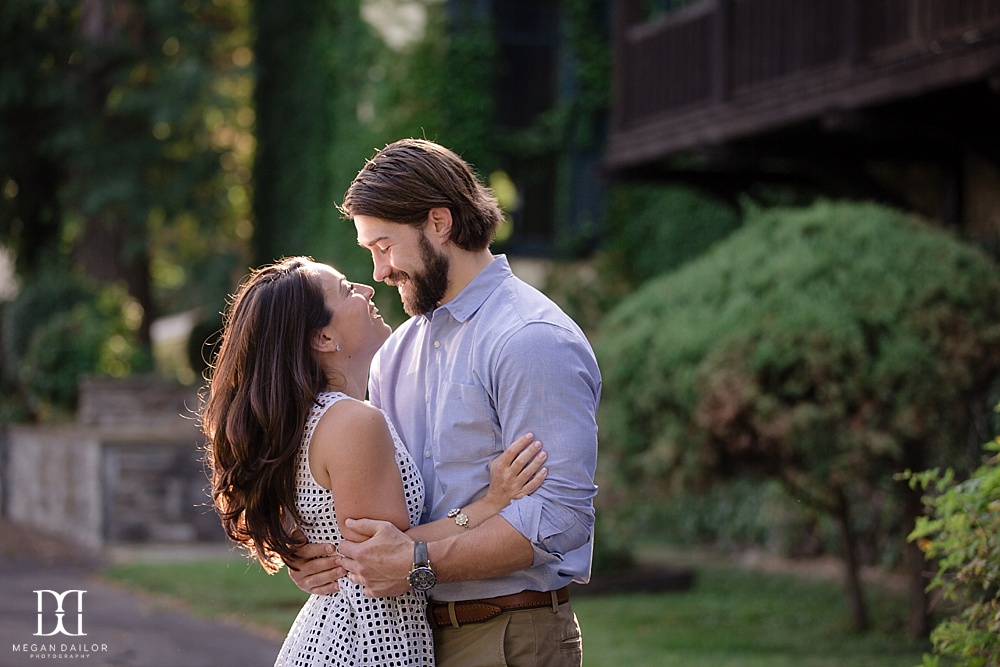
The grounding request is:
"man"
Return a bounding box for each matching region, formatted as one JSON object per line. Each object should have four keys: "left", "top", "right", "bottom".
{"left": 289, "top": 139, "right": 601, "bottom": 667}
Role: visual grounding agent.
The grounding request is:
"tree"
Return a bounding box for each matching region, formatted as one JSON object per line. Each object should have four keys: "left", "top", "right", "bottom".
{"left": 1, "top": 0, "right": 252, "bottom": 320}
{"left": 597, "top": 200, "right": 1000, "bottom": 635}
{"left": 0, "top": 0, "right": 252, "bottom": 415}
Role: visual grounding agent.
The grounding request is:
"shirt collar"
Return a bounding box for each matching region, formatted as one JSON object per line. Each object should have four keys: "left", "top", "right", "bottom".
{"left": 426, "top": 254, "right": 511, "bottom": 324}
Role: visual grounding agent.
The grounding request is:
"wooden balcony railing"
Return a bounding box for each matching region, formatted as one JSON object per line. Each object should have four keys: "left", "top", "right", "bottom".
{"left": 608, "top": 0, "right": 1000, "bottom": 170}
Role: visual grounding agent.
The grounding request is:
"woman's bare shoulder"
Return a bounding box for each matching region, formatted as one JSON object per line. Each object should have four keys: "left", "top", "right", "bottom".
{"left": 312, "top": 398, "right": 391, "bottom": 453}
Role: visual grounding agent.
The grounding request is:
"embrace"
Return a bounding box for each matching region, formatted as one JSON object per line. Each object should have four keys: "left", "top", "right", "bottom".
{"left": 200, "top": 139, "right": 602, "bottom": 667}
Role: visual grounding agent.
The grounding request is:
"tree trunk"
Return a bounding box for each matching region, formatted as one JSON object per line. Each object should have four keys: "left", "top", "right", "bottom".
{"left": 902, "top": 477, "right": 931, "bottom": 637}
{"left": 834, "top": 487, "right": 870, "bottom": 632}
{"left": 900, "top": 435, "right": 932, "bottom": 638}
{"left": 78, "top": 217, "right": 153, "bottom": 348}
{"left": 76, "top": 0, "right": 154, "bottom": 350}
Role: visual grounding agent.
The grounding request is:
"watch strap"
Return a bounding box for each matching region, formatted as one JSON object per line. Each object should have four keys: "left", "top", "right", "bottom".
{"left": 414, "top": 540, "right": 430, "bottom": 567}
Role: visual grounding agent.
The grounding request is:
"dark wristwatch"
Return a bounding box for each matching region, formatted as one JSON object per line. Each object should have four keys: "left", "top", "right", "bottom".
{"left": 408, "top": 541, "right": 437, "bottom": 591}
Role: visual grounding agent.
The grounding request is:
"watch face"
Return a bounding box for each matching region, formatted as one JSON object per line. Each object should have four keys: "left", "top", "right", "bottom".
{"left": 409, "top": 566, "right": 437, "bottom": 591}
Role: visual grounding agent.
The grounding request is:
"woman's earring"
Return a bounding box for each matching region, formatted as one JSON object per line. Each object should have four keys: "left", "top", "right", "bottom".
{"left": 335, "top": 344, "right": 342, "bottom": 352}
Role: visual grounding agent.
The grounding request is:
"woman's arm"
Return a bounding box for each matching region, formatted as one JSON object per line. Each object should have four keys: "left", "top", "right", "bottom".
{"left": 310, "top": 399, "right": 410, "bottom": 542}
{"left": 406, "top": 433, "right": 546, "bottom": 542}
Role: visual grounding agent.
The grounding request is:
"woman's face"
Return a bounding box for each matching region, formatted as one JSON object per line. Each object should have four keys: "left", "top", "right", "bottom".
{"left": 313, "top": 263, "right": 391, "bottom": 357}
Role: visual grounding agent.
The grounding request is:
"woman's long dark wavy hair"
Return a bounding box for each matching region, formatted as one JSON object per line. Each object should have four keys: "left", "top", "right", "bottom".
{"left": 200, "top": 257, "right": 331, "bottom": 573}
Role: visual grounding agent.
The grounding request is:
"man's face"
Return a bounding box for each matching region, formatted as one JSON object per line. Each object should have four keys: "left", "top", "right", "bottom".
{"left": 355, "top": 215, "right": 450, "bottom": 316}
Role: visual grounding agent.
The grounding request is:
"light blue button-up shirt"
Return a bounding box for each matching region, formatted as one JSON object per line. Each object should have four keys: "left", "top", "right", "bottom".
{"left": 369, "top": 255, "right": 601, "bottom": 602}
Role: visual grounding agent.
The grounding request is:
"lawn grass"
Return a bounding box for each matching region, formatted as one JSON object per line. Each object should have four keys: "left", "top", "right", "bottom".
{"left": 573, "top": 566, "right": 930, "bottom": 667}
{"left": 105, "top": 556, "right": 309, "bottom": 635}
{"left": 104, "top": 555, "right": 932, "bottom": 667}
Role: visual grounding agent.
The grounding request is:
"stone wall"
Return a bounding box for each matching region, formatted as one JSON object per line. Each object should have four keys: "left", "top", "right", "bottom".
{"left": 2, "top": 376, "right": 224, "bottom": 550}
{"left": 5, "top": 425, "right": 104, "bottom": 550}
{"left": 77, "top": 375, "right": 202, "bottom": 430}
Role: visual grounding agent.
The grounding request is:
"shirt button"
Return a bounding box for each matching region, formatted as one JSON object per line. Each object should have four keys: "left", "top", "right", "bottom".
{"left": 422, "top": 506, "right": 428, "bottom": 514}
{"left": 424, "top": 450, "right": 431, "bottom": 458}
{"left": 433, "top": 340, "right": 440, "bottom": 348}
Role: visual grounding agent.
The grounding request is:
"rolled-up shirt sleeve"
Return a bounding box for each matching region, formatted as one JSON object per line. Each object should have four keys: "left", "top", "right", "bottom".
{"left": 492, "top": 322, "right": 601, "bottom": 565}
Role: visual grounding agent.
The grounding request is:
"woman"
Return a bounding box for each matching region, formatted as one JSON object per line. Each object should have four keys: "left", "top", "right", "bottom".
{"left": 200, "top": 257, "right": 547, "bottom": 666}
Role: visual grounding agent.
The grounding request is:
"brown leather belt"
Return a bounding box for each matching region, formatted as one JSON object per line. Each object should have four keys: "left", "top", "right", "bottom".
{"left": 429, "top": 587, "right": 570, "bottom": 629}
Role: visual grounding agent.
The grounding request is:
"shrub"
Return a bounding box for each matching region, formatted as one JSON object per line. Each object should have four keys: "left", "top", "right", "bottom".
{"left": 599, "top": 200, "right": 1000, "bottom": 487}
{"left": 606, "top": 183, "right": 741, "bottom": 284}
{"left": 1, "top": 273, "right": 146, "bottom": 421}
{"left": 543, "top": 183, "right": 741, "bottom": 332}
{"left": 906, "top": 422, "right": 1000, "bottom": 666}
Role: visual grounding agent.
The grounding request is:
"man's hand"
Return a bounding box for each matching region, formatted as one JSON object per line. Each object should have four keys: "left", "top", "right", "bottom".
{"left": 287, "top": 539, "right": 345, "bottom": 596}
{"left": 338, "top": 518, "right": 414, "bottom": 597}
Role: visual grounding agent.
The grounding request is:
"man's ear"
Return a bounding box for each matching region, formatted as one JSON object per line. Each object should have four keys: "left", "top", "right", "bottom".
{"left": 427, "top": 207, "right": 453, "bottom": 245}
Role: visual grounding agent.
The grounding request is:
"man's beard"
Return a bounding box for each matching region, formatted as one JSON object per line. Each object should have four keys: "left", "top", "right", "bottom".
{"left": 389, "top": 234, "right": 450, "bottom": 316}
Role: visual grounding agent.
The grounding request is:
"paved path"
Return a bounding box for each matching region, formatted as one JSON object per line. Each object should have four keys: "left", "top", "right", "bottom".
{"left": 0, "top": 521, "right": 283, "bottom": 667}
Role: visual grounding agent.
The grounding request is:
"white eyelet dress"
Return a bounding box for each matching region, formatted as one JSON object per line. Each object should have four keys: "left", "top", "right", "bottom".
{"left": 275, "top": 391, "right": 435, "bottom": 667}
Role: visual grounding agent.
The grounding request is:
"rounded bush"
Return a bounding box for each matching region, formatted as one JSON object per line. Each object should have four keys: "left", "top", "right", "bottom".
{"left": 598, "top": 200, "right": 1000, "bottom": 492}
{"left": 2, "top": 274, "right": 145, "bottom": 420}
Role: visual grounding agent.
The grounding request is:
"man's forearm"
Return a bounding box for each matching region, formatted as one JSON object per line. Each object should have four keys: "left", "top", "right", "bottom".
{"left": 428, "top": 514, "right": 533, "bottom": 584}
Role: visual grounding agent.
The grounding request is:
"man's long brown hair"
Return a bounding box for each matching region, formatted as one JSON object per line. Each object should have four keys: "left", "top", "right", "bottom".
{"left": 200, "top": 257, "right": 331, "bottom": 572}
{"left": 339, "top": 138, "right": 503, "bottom": 251}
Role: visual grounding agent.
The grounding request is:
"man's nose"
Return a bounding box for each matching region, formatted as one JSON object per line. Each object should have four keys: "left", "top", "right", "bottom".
{"left": 372, "top": 255, "right": 391, "bottom": 282}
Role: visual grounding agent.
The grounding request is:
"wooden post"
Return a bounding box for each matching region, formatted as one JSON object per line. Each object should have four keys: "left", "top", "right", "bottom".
{"left": 612, "top": 0, "right": 645, "bottom": 131}
{"left": 713, "top": 0, "right": 732, "bottom": 104}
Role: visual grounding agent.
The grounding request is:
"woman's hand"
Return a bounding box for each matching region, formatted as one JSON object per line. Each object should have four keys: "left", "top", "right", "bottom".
{"left": 286, "top": 530, "right": 345, "bottom": 596}
{"left": 484, "top": 433, "right": 547, "bottom": 510}
{"left": 402, "top": 434, "right": 548, "bottom": 543}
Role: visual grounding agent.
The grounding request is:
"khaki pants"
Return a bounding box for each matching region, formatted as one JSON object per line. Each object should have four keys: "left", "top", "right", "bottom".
{"left": 433, "top": 601, "right": 582, "bottom": 667}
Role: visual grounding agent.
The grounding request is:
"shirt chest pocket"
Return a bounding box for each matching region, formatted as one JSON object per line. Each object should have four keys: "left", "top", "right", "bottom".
{"left": 432, "top": 382, "right": 500, "bottom": 463}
